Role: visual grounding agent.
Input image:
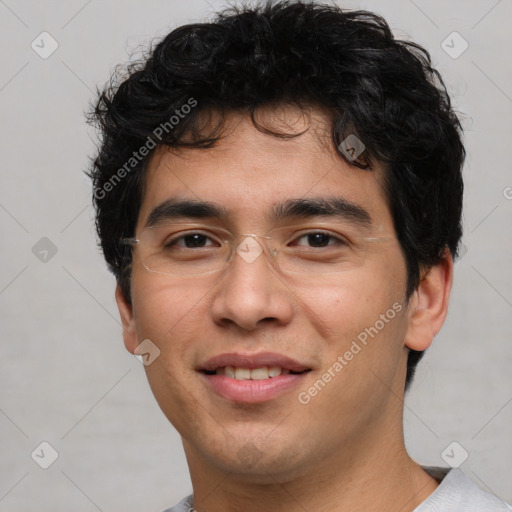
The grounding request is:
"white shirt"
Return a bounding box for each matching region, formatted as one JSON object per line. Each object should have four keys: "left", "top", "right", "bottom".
{"left": 162, "top": 467, "right": 511, "bottom": 511}
{"left": 414, "top": 467, "right": 511, "bottom": 511}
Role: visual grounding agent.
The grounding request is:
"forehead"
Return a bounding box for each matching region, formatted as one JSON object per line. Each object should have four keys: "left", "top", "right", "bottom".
{"left": 137, "top": 106, "right": 393, "bottom": 233}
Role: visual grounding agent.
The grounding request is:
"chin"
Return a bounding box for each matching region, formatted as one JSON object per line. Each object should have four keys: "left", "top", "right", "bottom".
{"left": 188, "top": 429, "right": 318, "bottom": 484}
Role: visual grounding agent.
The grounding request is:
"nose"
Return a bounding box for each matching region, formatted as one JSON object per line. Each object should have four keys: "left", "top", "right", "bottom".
{"left": 209, "top": 237, "right": 294, "bottom": 331}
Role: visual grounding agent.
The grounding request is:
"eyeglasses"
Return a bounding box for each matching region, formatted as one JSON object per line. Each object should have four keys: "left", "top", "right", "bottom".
{"left": 121, "top": 222, "right": 394, "bottom": 277}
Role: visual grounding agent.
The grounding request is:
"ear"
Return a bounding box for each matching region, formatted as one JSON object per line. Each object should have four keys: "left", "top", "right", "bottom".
{"left": 404, "top": 249, "right": 453, "bottom": 352}
{"left": 115, "top": 284, "right": 138, "bottom": 354}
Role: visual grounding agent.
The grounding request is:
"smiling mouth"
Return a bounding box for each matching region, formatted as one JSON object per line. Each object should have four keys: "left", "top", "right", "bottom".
{"left": 198, "top": 352, "right": 313, "bottom": 402}
{"left": 202, "top": 366, "right": 310, "bottom": 380}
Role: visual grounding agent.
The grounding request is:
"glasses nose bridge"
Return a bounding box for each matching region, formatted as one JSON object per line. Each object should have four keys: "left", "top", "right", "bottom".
{"left": 231, "top": 232, "right": 279, "bottom": 268}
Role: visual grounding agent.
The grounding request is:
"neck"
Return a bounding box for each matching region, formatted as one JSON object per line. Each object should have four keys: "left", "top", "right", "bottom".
{"left": 183, "top": 417, "right": 439, "bottom": 512}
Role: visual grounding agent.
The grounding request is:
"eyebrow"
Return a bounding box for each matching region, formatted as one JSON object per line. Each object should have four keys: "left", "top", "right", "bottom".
{"left": 272, "top": 197, "right": 372, "bottom": 226}
{"left": 145, "top": 196, "right": 372, "bottom": 228}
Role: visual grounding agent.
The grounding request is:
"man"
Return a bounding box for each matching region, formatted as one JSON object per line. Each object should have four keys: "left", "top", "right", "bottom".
{"left": 88, "top": 1, "right": 510, "bottom": 510}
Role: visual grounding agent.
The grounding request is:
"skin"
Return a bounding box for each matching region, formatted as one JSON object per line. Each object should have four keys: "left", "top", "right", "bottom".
{"left": 116, "top": 105, "right": 453, "bottom": 511}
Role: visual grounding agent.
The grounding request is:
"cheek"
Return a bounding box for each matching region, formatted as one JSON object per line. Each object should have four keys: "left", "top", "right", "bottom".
{"left": 296, "top": 275, "right": 409, "bottom": 425}
{"left": 130, "top": 277, "right": 213, "bottom": 429}
{"left": 293, "top": 261, "right": 406, "bottom": 345}
{"left": 130, "top": 273, "right": 211, "bottom": 357}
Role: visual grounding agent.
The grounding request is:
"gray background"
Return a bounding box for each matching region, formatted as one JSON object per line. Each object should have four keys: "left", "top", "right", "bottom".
{"left": 0, "top": 0, "right": 511, "bottom": 510}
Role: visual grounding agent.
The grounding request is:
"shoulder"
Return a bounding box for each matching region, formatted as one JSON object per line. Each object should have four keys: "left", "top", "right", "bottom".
{"left": 161, "top": 494, "right": 194, "bottom": 512}
{"left": 416, "top": 467, "right": 511, "bottom": 511}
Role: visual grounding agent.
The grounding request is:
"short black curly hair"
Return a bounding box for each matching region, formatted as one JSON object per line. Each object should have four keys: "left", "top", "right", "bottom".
{"left": 88, "top": 0, "right": 465, "bottom": 389}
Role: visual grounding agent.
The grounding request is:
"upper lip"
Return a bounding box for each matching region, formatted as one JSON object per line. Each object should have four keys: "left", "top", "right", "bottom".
{"left": 198, "top": 352, "right": 311, "bottom": 373}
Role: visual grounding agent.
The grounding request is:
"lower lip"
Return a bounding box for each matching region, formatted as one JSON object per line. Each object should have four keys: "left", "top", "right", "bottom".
{"left": 200, "top": 373, "right": 308, "bottom": 403}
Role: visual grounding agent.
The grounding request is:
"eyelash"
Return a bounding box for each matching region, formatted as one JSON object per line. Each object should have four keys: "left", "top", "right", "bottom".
{"left": 164, "top": 230, "right": 349, "bottom": 249}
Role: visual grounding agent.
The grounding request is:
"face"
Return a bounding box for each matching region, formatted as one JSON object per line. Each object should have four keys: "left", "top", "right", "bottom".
{"left": 118, "top": 106, "right": 427, "bottom": 483}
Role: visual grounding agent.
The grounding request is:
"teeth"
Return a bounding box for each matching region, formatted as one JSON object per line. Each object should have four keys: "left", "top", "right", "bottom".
{"left": 235, "top": 368, "right": 251, "bottom": 380}
{"left": 251, "top": 367, "right": 270, "bottom": 380}
{"left": 215, "top": 366, "right": 291, "bottom": 379}
{"left": 269, "top": 366, "right": 283, "bottom": 377}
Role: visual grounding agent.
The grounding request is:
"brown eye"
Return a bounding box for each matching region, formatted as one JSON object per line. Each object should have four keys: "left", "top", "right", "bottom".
{"left": 164, "top": 232, "right": 217, "bottom": 249}
{"left": 293, "top": 232, "right": 348, "bottom": 248}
